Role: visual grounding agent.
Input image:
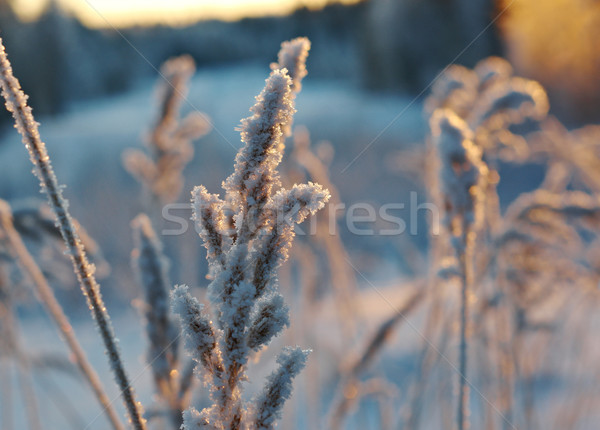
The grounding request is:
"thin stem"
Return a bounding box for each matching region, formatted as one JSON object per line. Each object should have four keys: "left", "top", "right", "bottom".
{"left": 36, "top": 373, "right": 88, "bottom": 430}
{"left": 457, "top": 257, "right": 468, "bottom": 430}
{"left": 16, "top": 354, "right": 41, "bottom": 430}
{"left": 0, "top": 38, "right": 146, "bottom": 430}
{"left": 330, "top": 289, "right": 424, "bottom": 430}
{"left": 494, "top": 296, "right": 514, "bottom": 430}
{"left": 405, "top": 299, "right": 452, "bottom": 430}
{"left": 0, "top": 267, "right": 14, "bottom": 430}
{"left": 0, "top": 202, "right": 125, "bottom": 430}
{"left": 8, "top": 313, "right": 41, "bottom": 430}
{"left": 457, "top": 228, "right": 473, "bottom": 430}
{"left": 0, "top": 358, "right": 13, "bottom": 430}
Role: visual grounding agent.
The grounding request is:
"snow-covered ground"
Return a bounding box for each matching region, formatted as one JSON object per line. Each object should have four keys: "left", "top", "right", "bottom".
{"left": 0, "top": 63, "right": 424, "bottom": 193}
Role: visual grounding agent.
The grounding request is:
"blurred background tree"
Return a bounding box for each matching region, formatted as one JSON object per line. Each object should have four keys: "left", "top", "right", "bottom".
{"left": 360, "top": 0, "right": 501, "bottom": 91}
{"left": 0, "top": 0, "right": 598, "bottom": 128}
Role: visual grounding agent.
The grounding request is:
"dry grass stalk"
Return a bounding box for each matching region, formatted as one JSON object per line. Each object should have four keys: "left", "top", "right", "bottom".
{"left": 123, "top": 55, "right": 211, "bottom": 205}
{"left": 0, "top": 200, "right": 125, "bottom": 430}
{"left": 431, "top": 109, "right": 488, "bottom": 430}
{"left": 0, "top": 38, "right": 147, "bottom": 430}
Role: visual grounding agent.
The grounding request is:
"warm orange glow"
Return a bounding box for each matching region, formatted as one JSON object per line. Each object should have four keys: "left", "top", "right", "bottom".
{"left": 11, "top": 0, "right": 363, "bottom": 28}
{"left": 499, "top": 0, "right": 600, "bottom": 120}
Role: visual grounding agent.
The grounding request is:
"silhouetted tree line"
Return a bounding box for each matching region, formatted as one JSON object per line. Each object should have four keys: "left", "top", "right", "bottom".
{"left": 0, "top": 0, "right": 501, "bottom": 127}
{"left": 0, "top": 2, "right": 136, "bottom": 118}
{"left": 361, "top": 0, "right": 502, "bottom": 90}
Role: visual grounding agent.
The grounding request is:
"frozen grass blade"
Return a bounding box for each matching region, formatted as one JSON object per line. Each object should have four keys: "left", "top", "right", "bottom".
{"left": 431, "top": 109, "right": 488, "bottom": 430}
{"left": 0, "top": 38, "right": 147, "bottom": 430}
{"left": 330, "top": 288, "right": 424, "bottom": 430}
{"left": 0, "top": 356, "right": 13, "bottom": 430}
{"left": 0, "top": 201, "right": 125, "bottom": 430}
{"left": 0, "top": 274, "right": 41, "bottom": 430}
{"left": 16, "top": 347, "right": 41, "bottom": 430}
{"left": 131, "top": 213, "right": 183, "bottom": 426}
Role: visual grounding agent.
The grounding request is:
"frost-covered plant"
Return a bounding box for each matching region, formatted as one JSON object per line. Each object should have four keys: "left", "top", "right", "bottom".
{"left": 8, "top": 199, "right": 109, "bottom": 284}
{"left": 290, "top": 126, "right": 357, "bottom": 312}
{"left": 171, "top": 38, "right": 330, "bottom": 429}
{"left": 495, "top": 190, "right": 600, "bottom": 309}
{"left": 124, "top": 55, "right": 211, "bottom": 205}
{"left": 270, "top": 38, "right": 310, "bottom": 94}
{"left": 431, "top": 110, "right": 488, "bottom": 238}
{"left": 430, "top": 109, "right": 488, "bottom": 430}
{"left": 329, "top": 288, "right": 424, "bottom": 430}
{"left": 421, "top": 57, "right": 600, "bottom": 430}
{"left": 427, "top": 58, "right": 600, "bottom": 305}
{"left": 0, "top": 200, "right": 125, "bottom": 430}
{"left": 124, "top": 55, "right": 211, "bottom": 427}
{"left": 270, "top": 37, "right": 310, "bottom": 137}
{"left": 132, "top": 214, "right": 186, "bottom": 426}
{"left": 426, "top": 57, "right": 549, "bottom": 163}
{"left": 529, "top": 119, "right": 600, "bottom": 194}
{"left": 0, "top": 38, "right": 147, "bottom": 430}
{"left": 0, "top": 261, "right": 42, "bottom": 430}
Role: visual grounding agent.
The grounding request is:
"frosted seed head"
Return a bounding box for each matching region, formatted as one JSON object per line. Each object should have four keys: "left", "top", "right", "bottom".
{"left": 224, "top": 69, "right": 295, "bottom": 214}
{"left": 247, "top": 293, "right": 290, "bottom": 350}
{"left": 156, "top": 55, "right": 196, "bottom": 129}
{"left": 171, "top": 40, "right": 322, "bottom": 429}
{"left": 431, "top": 109, "right": 487, "bottom": 233}
{"left": 171, "top": 285, "right": 218, "bottom": 368}
{"left": 192, "top": 185, "right": 230, "bottom": 276}
{"left": 220, "top": 280, "right": 256, "bottom": 368}
{"left": 425, "top": 65, "right": 479, "bottom": 118}
{"left": 175, "top": 111, "right": 212, "bottom": 141}
{"left": 271, "top": 37, "right": 311, "bottom": 93}
{"left": 253, "top": 346, "right": 310, "bottom": 429}
{"left": 474, "top": 56, "right": 513, "bottom": 90}
{"left": 131, "top": 214, "right": 177, "bottom": 374}
{"left": 270, "top": 182, "right": 331, "bottom": 227}
{"left": 471, "top": 77, "right": 549, "bottom": 130}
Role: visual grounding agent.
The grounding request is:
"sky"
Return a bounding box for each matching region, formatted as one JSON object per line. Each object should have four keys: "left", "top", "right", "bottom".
{"left": 11, "top": 0, "right": 361, "bottom": 28}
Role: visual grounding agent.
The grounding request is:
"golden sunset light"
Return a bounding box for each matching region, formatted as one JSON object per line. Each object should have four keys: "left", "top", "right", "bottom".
{"left": 11, "top": 0, "right": 362, "bottom": 27}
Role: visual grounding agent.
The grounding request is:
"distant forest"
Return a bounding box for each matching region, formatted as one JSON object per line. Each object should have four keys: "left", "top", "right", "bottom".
{"left": 0, "top": 0, "right": 500, "bottom": 121}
